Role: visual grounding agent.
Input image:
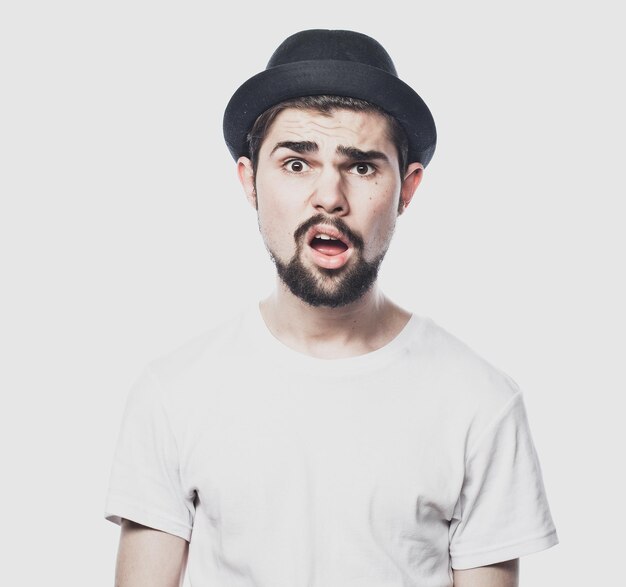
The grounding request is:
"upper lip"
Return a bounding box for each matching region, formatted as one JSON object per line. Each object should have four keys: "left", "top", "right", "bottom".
{"left": 305, "top": 224, "right": 352, "bottom": 248}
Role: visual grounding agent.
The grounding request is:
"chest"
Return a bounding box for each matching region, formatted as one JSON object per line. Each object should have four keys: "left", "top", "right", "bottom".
{"left": 177, "top": 368, "right": 466, "bottom": 539}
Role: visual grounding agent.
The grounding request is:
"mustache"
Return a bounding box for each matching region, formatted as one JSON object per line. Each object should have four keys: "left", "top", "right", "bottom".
{"left": 293, "top": 214, "right": 364, "bottom": 250}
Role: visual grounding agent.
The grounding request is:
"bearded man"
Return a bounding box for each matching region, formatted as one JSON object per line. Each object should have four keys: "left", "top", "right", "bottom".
{"left": 105, "top": 29, "right": 558, "bottom": 587}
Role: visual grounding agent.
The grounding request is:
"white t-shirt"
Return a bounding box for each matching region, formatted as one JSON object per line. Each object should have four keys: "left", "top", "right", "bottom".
{"left": 104, "top": 304, "right": 558, "bottom": 586}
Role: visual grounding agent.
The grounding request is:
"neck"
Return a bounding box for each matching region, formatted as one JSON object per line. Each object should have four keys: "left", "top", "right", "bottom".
{"left": 259, "top": 277, "right": 411, "bottom": 359}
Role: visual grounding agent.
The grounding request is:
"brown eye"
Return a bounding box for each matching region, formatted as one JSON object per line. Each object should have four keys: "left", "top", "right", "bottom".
{"left": 286, "top": 160, "right": 308, "bottom": 173}
{"left": 351, "top": 163, "right": 375, "bottom": 176}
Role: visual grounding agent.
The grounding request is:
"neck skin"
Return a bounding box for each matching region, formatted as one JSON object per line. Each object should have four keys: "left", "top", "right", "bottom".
{"left": 259, "top": 277, "right": 411, "bottom": 359}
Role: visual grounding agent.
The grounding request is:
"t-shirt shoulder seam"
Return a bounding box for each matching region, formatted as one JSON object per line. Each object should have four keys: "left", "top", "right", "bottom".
{"left": 466, "top": 389, "right": 524, "bottom": 462}
{"left": 146, "top": 307, "right": 250, "bottom": 375}
{"left": 421, "top": 316, "right": 522, "bottom": 384}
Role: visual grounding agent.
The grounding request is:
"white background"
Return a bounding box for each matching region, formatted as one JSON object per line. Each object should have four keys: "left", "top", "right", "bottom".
{"left": 1, "top": 1, "right": 624, "bottom": 585}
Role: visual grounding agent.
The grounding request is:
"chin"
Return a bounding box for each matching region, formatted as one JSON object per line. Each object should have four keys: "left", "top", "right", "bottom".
{"left": 274, "top": 250, "right": 383, "bottom": 309}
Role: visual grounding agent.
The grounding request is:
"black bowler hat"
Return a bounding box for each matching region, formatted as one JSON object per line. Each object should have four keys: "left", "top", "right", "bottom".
{"left": 223, "top": 29, "right": 437, "bottom": 167}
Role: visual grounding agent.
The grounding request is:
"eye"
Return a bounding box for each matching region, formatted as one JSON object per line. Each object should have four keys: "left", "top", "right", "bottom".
{"left": 349, "top": 162, "right": 376, "bottom": 176}
{"left": 284, "top": 159, "right": 310, "bottom": 173}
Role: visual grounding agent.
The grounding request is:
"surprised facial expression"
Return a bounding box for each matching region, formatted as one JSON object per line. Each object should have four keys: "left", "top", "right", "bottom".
{"left": 240, "top": 107, "right": 421, "bottom": 308}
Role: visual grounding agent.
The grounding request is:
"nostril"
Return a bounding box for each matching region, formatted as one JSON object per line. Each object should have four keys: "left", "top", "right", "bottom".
{"left": 315, "top": 204, "right": 345, "bottom": 214}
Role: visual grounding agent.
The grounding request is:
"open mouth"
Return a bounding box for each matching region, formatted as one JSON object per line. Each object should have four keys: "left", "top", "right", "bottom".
{"left": 304, "top": 224, "right": 353, "bottom": 270}
{"left": 309, "top": 232, "right": 349, "bottom": 256}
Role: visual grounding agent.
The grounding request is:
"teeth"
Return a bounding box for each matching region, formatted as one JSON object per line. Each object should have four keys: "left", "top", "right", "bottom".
{"left": 315, "top": 234, "right": 333, "bottom": 240}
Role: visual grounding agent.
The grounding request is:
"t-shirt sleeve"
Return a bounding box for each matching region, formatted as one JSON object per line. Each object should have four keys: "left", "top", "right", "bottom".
{"left": 448, "top": 391, "right": 558, "bottom": 569}
{"left": 104, "top": 365, "right": 195, "bottom": 541}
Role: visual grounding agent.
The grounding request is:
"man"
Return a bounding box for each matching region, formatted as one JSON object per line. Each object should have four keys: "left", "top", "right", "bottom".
{"left": 105, "top": 29, "right": 558, "bottom": 587}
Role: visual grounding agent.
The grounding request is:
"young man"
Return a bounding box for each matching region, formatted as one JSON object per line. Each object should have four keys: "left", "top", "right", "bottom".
{"left": 105, "top": 30, "right": 558, "bottom": 587}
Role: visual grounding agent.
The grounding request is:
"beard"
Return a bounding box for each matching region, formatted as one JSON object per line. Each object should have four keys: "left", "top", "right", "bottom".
{"left": 266, "top": 214, "right": 389, "bottom": 308}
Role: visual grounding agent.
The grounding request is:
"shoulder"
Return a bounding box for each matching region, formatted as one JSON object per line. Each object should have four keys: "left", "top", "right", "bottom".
{"left": 144, "top": 305, "right": 254, "bottom": 394}
{"left": 407, "top": 313, "right": 522, "bottom": 424}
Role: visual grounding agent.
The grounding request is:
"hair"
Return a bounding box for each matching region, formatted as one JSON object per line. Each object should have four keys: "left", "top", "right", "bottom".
{"left": 245, "top": 95, "right": 410, "bottom": 179}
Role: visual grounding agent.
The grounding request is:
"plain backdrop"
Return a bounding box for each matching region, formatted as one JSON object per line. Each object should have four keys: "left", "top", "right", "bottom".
{"left": 1, "top": 1, "right": 624, "bottom": 585}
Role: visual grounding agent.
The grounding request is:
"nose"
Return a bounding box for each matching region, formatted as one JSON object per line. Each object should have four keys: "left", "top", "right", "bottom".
{"left": 309, "top": 166, "right": 349, "bottom": 216}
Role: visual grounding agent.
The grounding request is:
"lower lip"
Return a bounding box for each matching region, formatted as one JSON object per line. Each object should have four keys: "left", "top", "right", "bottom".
{"left": 306, "top": 245, "right": 352, "bottom": 269}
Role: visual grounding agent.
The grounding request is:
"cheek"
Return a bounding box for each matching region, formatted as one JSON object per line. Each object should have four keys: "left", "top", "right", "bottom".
{"left": 361, "top": 191, "right": 399, "bottom": 253}
{"left": 258, "top": 208, "right": 287, "bottom": 242}
{"left": 256, "top": 197, "right": 299, "bottom": 253}
{"left": 366, "top": 188, "right": 399, "bottom": 227}
{"left": 368, "top": 216, "right": 396, "bottom": 250}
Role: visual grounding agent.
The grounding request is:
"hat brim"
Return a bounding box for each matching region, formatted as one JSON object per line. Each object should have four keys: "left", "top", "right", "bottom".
{"left": 223, "top": 60, "right": 436, "bottom": 168}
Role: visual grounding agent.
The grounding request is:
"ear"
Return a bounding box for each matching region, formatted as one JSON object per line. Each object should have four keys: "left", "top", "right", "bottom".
{"left": 237, "top": 156, "right": 257, "bottom": 210}
{"left": 398, "top": 162, "right": 424, "bottom": 216}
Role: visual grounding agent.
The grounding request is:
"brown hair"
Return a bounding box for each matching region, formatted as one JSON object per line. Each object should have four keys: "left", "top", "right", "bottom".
{"left": 245, "top": 95, "right": 409, "bottom": 179}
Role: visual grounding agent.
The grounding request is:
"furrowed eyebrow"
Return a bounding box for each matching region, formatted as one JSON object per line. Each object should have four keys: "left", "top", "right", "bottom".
{"left": 336, "top": 145, "right": 389, "bottom": 163}
{"left": 270, "top": 141, "right": 318, "bottom": 156}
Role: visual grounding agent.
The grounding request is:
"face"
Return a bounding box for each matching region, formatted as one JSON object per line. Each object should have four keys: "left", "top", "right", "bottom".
{"left": 238, "top": 107, "right": 423, "bottom": 308}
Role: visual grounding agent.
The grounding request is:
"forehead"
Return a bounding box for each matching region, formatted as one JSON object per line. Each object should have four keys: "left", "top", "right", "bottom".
{"left": 261, "top": 107, "right": 395, "bottom": 154}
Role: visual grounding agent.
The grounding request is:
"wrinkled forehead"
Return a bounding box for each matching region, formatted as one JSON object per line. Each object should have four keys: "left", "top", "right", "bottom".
{"left": 260, "top": 107, "right": 396, "bottom": 157}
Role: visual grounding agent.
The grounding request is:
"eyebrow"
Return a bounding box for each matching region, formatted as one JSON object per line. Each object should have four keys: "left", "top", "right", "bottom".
{"left": 270, "top": 141, "right": 318, "bottom": 156}
{"left": 336, "top": 145, "right": 389, "bottom": 163}
{"left": 270, "top": 141, "right": 389, "bottom": 163}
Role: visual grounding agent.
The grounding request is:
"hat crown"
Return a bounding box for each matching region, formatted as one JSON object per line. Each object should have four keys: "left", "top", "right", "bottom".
{"left": 223, "top": 28, "right": 436, "bottom": 167}
{"left": 267, "top": 29, "right": 398, "bottom": 77}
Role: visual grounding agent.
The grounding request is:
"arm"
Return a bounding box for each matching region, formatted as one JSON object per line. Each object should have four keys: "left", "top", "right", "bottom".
{"left": 453, "top": 558, "right": 519, "bottom": 587}
{"left": 114, "top": 519, "right": 189, "bottom": 587}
